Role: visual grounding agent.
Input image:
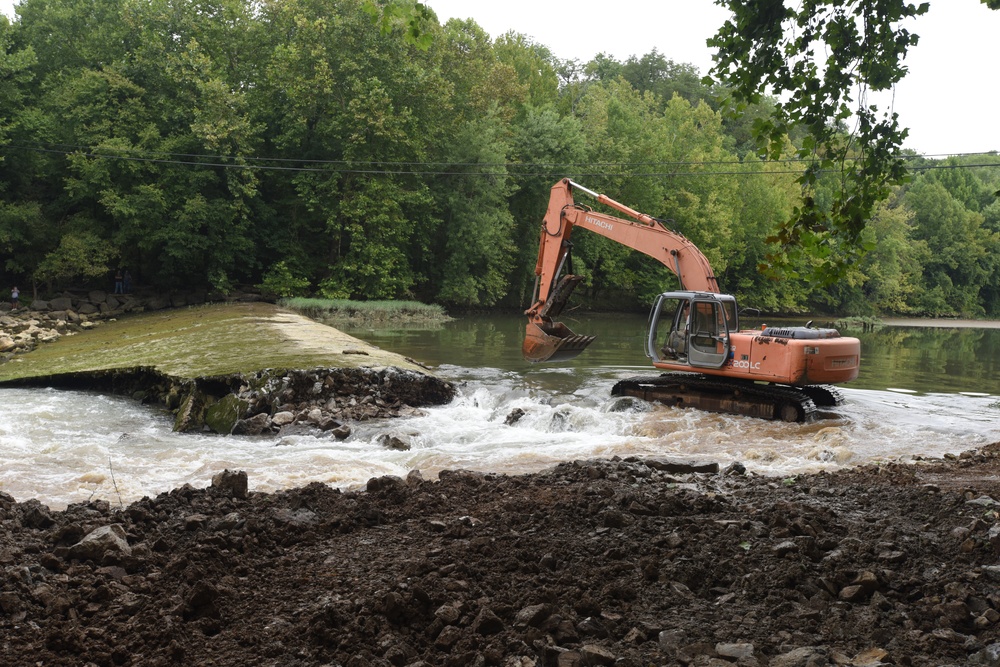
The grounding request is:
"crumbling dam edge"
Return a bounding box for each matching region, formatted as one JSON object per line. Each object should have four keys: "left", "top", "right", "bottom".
{"left": 1, "top": 365, "right": 456, "bottom": 436}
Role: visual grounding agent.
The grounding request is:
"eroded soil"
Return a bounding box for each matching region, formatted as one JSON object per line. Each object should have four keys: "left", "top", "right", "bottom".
{"left": 3, "top": 445, "right": 1000, "bottom": 666}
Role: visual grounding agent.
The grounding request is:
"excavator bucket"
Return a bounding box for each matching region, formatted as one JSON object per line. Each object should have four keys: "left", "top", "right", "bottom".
{"left": 523, "top": 321, "right": 596, "bottom": 363}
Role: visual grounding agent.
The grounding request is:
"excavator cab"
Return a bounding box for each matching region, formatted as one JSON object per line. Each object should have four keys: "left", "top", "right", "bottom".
{"left": 647, "top": 292, "right": 736, "bottom": 369}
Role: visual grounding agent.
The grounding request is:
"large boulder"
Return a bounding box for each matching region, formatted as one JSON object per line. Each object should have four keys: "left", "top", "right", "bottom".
{"left": 69, "top": 525, "right": 132, "bottom": 561}
{"left": 49, "top": 296, "right": 73, "bottom": 311}
{"left": 204, "top": 394, "right": 250, "bottom": 435}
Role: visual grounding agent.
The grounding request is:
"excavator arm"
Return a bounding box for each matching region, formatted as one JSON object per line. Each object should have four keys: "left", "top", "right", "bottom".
{"left": 524, "top": 179, "right": 720, "bottom": 363}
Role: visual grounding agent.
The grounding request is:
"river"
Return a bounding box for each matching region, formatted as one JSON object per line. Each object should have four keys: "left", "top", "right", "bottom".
{"left": 1, "top": 313, "right": 998, "bottom": 509}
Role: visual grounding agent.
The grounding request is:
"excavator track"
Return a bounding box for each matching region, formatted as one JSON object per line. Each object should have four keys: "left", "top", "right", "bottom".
{"left": 800, "top": 384, "right": 845, "bottom": 407}
{"left": 611, "top": 372, "right": 818, "bottom": 422}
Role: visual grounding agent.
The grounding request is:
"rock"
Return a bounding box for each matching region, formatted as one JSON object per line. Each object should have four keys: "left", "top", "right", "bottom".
{"left": 69, "top": 525, "right": 132, "bottom": 561}
{"left": 233, "top": 413, "right": 271, "bottom": 435}
{"left": 204, "top": 394, "right": 250, "bottom": 434}
{"left": 851, "top": 647, "right": 888, "bottom": 666}
{"left": 31, "top": 299, "right": 49, "bottom": 311}
{"left": 78, "top": 302, "right": 99, "bottom": 315}
{"left": 505, "top": 408, "right": 526, "bottom": 425}
{"left": 49, "top": 296, "right": 73, "bottom": 311}
{"left": 434, "top": 625, "right": 461, "bottom": 649}
{"left": 406, "top": 469, "right": 425, "bottom": 486}
{"left": 20, "top": 501, "right": 55, "bottom": 529}
{"left": 271, "top": 411, "right": 295, "bottom": 426}
{"left": 643, "top": 458, "right": 720, "bottom": 474}
{"left": 515, "top": 604, "right": 550, "bottom": 628}
{"left": 434, "top": 604, "right": 461, "bottom": 624}
{"left": 366, "top": 475, "right": 406, "bottom": 494}
{"left": 211, "top": 470, "right": 249, "bottom": 499}
{"left": 839, "top": 584, "right": 866, "bottom": 602}
{"left": 89, "top": 290, "right": 107, "bottom": 303}
{"left": 272, "top": 508, "right": 318, "bottom": 528}
{"left": 970, "top": 642, "right": 1000, "bottom": 666}
{"left": 330, "top": 425, "right": 352, "bottom": 440}
{"left": 769, "top": 646, "right": 829, "bottom": 667}
{"left": 773, "top": 540, "right": 798, "bottom": 556}
{"left": 378, "top": 434, "right": 411, "bottom": 451}
{"left": 723, "top": 461, "right": 747, "bottom": 475}
{"left": 472, "top": 608, "right": 504, "bottom": 635}
{"left": 716, "top": 643, "right": 755, "bottom": 659}
{"left": 578, "top": 645, "right": 615, "bottom": 666}
{"left": 556, "top": 652, "right": 582, "bottom": 667}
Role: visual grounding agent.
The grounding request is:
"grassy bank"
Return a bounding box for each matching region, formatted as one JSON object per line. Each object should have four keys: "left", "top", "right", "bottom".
{"left": 281, "top": 298, "right": 451, "bottom": 327}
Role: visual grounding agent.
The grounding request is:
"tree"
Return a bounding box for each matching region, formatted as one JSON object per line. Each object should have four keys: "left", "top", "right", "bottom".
{"left": 708, "top": 0, "right": 1000, "bottom": 283}
{"left": 904, "top": 178, "right": 998, "bottom": 317}
{"left": 433, "top": 113, "right": 516, "bottom": 307}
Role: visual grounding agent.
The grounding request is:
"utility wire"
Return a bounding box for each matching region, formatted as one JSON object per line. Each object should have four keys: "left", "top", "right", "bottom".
{"left": 1, "top": 144, "right": 998, "bottom": 177}
{"left": 4, "top": 140, "right": 998, "bottom": 167}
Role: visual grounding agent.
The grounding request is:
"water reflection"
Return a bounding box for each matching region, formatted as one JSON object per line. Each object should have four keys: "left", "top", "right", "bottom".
{"left": 338, "top": 313, "right": 1000, "bottom": 397}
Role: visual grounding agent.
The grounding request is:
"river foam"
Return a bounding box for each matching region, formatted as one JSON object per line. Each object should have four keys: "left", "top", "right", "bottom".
{"left": 2, "top": 367, "right": 998, "bottom": 509}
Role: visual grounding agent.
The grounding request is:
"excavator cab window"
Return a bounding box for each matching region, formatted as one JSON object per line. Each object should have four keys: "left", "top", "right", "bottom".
{"left": 688, "top": 298, "right": 732, "bottom": 368}
{"left": 648, "top": 292, "right": 734, "bottom": 368}
{"left": 650, "top": 296, "right": 691, "bottom": 362}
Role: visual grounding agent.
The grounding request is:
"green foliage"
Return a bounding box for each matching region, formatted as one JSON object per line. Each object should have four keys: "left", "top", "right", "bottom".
{"left": 1, "top": 0, "right": 998, "bottom": 320}
{"left": 434, "top": 113, "right": 516, "bottom": 306}
{"left": 34, "top": 230, "right": 118, "bottom": 286}
{"left": 258, "top": 261, "right": 310, "bottom": 298}
{"left": 708, "top": 0, "right": 934, "bottom": 284}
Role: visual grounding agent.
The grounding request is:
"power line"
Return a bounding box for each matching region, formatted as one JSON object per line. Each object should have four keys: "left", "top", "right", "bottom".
{"left": 5, "top": 140, "right": 998, "bottom": 166}
{"left": 2, "top": 143, "right": 998, "bottom": 177}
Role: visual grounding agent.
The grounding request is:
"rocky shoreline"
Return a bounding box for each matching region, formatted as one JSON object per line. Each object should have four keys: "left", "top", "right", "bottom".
{"left": 1, "top": 451, "right": 1000, "bottom": 666}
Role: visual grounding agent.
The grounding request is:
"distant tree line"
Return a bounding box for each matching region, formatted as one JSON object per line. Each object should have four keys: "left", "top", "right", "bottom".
{"left": 1, "top": 0, "right": 998, "bottom": 317}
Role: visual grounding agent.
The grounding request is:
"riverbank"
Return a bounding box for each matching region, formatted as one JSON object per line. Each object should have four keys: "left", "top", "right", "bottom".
{"left": 1, "top": 450, "right": 999, "bottom": 666}
{"left": 883, "top": 318, "right": 1000, "bottom": 329}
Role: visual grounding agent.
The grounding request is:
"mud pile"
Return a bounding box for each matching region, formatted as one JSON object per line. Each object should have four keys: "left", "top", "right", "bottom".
{"left": 2, "top": 448, "right": 1000, "bottom": 666}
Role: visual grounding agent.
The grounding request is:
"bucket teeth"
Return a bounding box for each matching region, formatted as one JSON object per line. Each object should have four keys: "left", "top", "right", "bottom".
{"left": 523, "top": 323, "right": 596, "bottom": 363}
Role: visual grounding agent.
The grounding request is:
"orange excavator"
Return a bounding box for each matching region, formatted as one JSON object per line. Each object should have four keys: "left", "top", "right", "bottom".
{"left": 523, "top": 179, "right": 861, "bottom": 422}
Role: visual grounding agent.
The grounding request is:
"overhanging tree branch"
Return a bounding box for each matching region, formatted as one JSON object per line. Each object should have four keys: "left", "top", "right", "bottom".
{"left": 706, "top": 0, "right": 996, "bottom": 283}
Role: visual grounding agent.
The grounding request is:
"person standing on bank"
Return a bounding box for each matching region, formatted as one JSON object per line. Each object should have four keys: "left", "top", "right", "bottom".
{"left": 114, "top": 270, "right": 123, "bottom": 294}
{"left": 10, "top": 286, "right": 19, "bottom": 310}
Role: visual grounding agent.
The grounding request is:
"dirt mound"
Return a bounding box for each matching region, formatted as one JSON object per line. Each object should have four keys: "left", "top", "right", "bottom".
{"left": 2, "top": 450, "right": 1000, "bottom": 666}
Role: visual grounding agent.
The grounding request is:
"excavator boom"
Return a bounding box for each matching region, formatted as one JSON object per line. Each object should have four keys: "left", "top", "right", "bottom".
{"left": 524, "top": 179, "right": 718, "bottom": 363}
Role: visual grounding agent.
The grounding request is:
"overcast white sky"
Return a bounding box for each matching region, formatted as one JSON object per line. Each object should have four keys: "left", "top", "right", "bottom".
{"left": 2, "top": 0, "right": 997, "bottom": 155}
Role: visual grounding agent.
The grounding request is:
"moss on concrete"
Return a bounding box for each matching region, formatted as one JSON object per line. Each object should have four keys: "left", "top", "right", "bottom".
{"left": 0, "top": 302, "right": 428, "bottom": 383}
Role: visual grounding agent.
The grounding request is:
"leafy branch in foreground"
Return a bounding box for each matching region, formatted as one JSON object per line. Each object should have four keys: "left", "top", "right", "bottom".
{"left": 708, "top": 0, "right": 933, "bottom": 283}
